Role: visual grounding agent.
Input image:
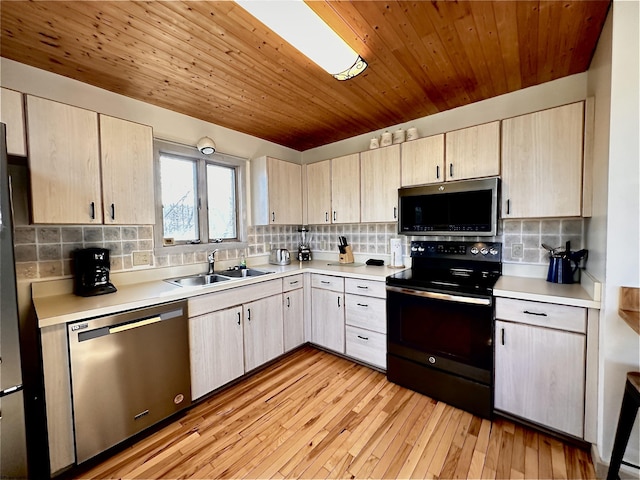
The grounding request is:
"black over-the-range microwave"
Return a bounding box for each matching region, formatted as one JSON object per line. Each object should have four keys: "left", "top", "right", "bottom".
{"left": 397, "top": 177, "right": 500, "bottom": 236}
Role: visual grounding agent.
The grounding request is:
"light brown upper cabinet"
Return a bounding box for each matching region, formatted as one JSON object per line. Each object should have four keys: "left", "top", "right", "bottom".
{"left": 501, "top": 102, "right": 584, "bottom": 218}
{"left": 251, "top": 156, "right": 302, "bottom": 225}
{"left": 26, "top": 96, "right": 156, "bottom": 225}
{"left": 100, "top": 115, "right": 154, "bottom": 224}
{"left": 0, "top": 87, "right": 27, "bottom": 156}
{"left": 445, "top": 121, "right": 500, "bottom": 181}
{"left": 360, "top": 144, "right": 400, "bottom": 223}
{"left": 331, "top": 153, "right": 361, "bottom": 224}
{"left": 27, "top": 96, "right": 103, "bottom": 224}
{"left": 401, "top": 134, "right": 445, "bottom": 186}
{"left": 306, "top": 159, "right": 331, "bottom": 224}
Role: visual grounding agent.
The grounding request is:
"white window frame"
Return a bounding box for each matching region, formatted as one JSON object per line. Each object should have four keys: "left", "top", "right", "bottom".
{"left": 153, "top": 139, "right": 248, "bottom": 255}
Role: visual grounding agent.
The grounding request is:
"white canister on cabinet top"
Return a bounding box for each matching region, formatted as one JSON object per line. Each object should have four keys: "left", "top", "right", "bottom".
{"left": 392, "top": 129, "right": 405, "bottom": 144}
{"left": 380, "top": 131, "right": 393, "bottom": 147}
{"left": 406, "top": 127, "right": 419, "bottom": 141}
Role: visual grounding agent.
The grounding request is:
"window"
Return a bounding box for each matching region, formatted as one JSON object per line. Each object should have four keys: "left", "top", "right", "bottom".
{"left": 155, "top": 140, "right": 246, "bottom": 250}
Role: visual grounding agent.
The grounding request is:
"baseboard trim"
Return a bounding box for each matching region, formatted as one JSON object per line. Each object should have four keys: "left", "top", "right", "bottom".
{"left": 591, "top": 444, "right": 640, "bottom": 480}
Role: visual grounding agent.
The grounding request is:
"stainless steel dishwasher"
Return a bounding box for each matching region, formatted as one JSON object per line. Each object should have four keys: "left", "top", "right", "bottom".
{"left": 67, "top": 300, "right": 191, "bottom": 464}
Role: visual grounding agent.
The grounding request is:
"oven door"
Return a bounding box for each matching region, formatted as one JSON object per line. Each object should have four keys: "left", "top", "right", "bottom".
{"left": 386, "top": 285, "right": 494, "bottom": 384}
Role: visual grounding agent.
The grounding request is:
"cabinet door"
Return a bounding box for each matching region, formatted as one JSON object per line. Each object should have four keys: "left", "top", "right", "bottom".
{"left": 494, "top": 320, "right": 585, "bottom": 437}
{"left": 311, "top": 288, "right": 345, "bottom": 353}
{"left": 445, "top": 121, "right": 500, "bottom": 181}
{"left": 283, "top": 288, "right": 304, "bottom": 351}
{"left": 188, "top": 306, "right": 244, "bottom": 400}
{"left": 401, "top": 134, "right": 444, "bottom": 186}
{"left": 0, "top": 88, "right": 27, "bottom": 156}
{"left": 244, "top": 295, "right": 284, "bottom": 371}
{"left": 100, "top": 115, "right": 155, "bottom": 224}
{"left": 502, "top": 102, "right": 584, "bottom": 218}
{"left": 267, "top": 158, "right": 302, "bottom": 224}
{"left": 26, "top": 96, "right": 102, "bottom": 224}
{"left": 360, "top": 145, "right": 400, "bottom": 222}
{"left": 331, "top": 153, "right": 360, "bottom": 223}
{"left": 306, "top": 160, "right": 331, "bottom": 224}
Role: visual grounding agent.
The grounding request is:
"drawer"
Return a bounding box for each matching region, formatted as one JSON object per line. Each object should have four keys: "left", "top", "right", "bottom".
{"left": 345, "top": 278, "right": 386, "bottom": 298}
{"left": 282, "top": 274, "right": 303, "bottom": 292}
{"left": 495, "top": 297, "right": 586, "bottom": 333}
{"left": 346, "top": 325, "right": 386, "bottom": 369}
{"left": 345, "top": 294, "right": 386, "bottom": 334}
{"left": 188, "top": 279, "right": 282, "bottom": 318}
{"left": 312, "top": 274, "right": 344, "bottom": 293}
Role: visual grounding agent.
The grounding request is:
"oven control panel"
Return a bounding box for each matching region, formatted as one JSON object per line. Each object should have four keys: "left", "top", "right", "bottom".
{"left": 410, "top": 241, "right": 502, "bottom": 261}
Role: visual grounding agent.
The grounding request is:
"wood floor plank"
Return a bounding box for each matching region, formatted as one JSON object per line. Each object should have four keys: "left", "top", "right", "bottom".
{"left": 74, "top": 346, "right": 596, "bottom": 480}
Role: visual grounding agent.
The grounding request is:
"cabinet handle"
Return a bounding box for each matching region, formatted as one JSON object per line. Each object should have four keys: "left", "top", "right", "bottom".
{"left": 325, "top": 212, "right": 329, "bottom": 222}
{"left": 337, "top": 296, "right": 341, "bottom": 308}
{"left": 237, "top": 312, "right": 241, "bottom": 325}
{"left": 247, "top": 308, "right": 251, "bottom": 321}
{"left": 436, "top": 165, "right": 440, "bottom": 179}
{"left": 321, "top": 280, "right": 331, "bottom": 284}
{"left": 286, "top": 296, "right": 290, "bottom": 308}
{"left": 90, "top": 202, "right": 95, "bottom": 220}
{"left": 356, "top": 285, "right": 369, "bottom": 290}
{"left": 393, "top": 206, "right": 397, "bottom": 219}
{"left": 506, "top": 199, "right": 510, "bottom": 215}
{"left": 357, "top": 335, "right": 369, "bottom": 341}
{"left": 272, "top": 212, "right": 275, "bottom": 222}
{"left": 110, "top": 203, "right": 115, "bottom": 221}
{"left": 449, "top": 163, "right": 454, "bottom": 178}
{"left": 333, "top": 211, "right": 337, "bottom": 222}
{"left": 523, "top": 310, "right": 548, "bottom": 317}
{"left": 289, "top": 280, "right": 299, "bottom": 285}
{"left": 357, "top": 303, "right": 369, "bottom": 307}
{"left": 501, "top": 328, "right": 505, "bottom": 345}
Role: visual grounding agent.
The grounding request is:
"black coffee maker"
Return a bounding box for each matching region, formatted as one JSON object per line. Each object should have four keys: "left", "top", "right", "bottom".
{"left": 73, "top": 248, "right": 117, "bottom": 296}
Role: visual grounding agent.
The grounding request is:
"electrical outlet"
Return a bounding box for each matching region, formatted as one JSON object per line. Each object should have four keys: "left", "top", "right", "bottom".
{"left": 132, "top": 251, "right": 151, "bottom": 266}
{"left": 512, "top": 243, "right": 524, "bottom": 259}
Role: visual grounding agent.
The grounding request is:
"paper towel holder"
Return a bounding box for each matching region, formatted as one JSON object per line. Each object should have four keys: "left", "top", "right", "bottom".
{"left": 389, "top": 238, "right": 405, "bottom": 268}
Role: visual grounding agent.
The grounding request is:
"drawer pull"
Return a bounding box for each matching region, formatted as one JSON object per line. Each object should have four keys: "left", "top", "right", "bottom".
{"left": 357, "top": 303, "right": 369, "bottom": 307}
{"left": 356, "top": 285, "right": 369, "bottom": 290}
{"left": 289, "top": 280, "right": 299, "bottom": 285}
{"left": 523, "top": 310, "right": 548, "bottom": 317}
{"left": 321, "top": 281, "right": 331, "bottom": 284}
{"left": 357, "top": 335, "right": 369, "bottom": 341}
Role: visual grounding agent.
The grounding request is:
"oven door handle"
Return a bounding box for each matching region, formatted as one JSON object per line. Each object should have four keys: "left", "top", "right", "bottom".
{"left": 386, "top": 286, "right": 492, "bottom": 306}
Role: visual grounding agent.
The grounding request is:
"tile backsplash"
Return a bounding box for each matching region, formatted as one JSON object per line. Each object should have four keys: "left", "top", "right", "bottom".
{"left": 14, "top": 219, "right": 585, "bottom": 280}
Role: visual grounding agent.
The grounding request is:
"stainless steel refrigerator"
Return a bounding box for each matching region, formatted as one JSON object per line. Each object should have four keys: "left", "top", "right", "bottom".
{"left": 0, "top": 122, "right": 29, "bottom": 479}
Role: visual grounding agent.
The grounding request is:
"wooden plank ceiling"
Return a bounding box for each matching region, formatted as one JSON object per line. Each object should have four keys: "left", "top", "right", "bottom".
{"left": 0, "top": 1, "right": 610, "bottom": 152}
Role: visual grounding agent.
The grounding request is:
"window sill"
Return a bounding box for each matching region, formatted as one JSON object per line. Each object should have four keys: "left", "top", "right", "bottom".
{"left": 153, "top": 241, "right": 248, "bottom": 257}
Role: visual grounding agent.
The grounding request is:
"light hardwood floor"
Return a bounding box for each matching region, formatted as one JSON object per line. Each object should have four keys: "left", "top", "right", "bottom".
{"left": 76, "top": 346, "right": 596, "bottom": 479}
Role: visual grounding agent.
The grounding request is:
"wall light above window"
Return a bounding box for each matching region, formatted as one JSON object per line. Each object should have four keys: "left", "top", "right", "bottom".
{"left": 235, "top": 0, "right": 367, "bottom": 81}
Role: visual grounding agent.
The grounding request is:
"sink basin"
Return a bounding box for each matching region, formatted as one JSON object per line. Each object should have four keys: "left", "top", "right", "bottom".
{"left": 218, "top": 268, "right": 273, "bottom": 278}
{"left": 165, "top": 274, "right": 231, "bottom": 287}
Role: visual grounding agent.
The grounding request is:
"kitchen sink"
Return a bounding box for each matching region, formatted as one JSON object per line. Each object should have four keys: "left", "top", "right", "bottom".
{"left": 217, "top": 268, "right": 273, "bottom": 278}
{"left": 165, "top": 269, "right": 273, "bottom": 287}
{"left": 165, "top": 274, "right": 231, "bottom": 287}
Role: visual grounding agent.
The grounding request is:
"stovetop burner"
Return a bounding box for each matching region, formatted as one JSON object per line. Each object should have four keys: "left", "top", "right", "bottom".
{"left": 386, "top": 240, "right": 502, "bottom": 296}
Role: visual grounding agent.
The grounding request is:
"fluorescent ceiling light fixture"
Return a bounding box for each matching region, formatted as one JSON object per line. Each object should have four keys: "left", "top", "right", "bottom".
{"left": 236, "top": 0, "right": 367, "bottom": 80}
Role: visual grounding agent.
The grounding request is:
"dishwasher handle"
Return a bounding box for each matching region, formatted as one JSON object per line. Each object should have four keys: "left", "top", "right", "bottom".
{"left": 109, "top": 316, "right": 161, "bottom": 334}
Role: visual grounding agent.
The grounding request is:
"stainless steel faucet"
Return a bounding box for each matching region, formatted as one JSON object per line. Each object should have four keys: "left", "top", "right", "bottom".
{"left": 207, "top": 249, "right": 219, "bottom": 274}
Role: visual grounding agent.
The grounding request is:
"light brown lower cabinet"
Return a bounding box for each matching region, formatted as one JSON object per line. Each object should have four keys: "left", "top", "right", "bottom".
{"left": 188, "top": 307, "right": 244, "bottom": 400}
{"left": 283, "top": 288, "right": 304, "bottom": 351}
{"left": 311, "top": 275, "right": 345, "bottom": 354}
{"left": 244, "top": 295, "right": 284, "bottom": 371}
{"left": 494, "top": 298, "right": 587, "bottom": 439}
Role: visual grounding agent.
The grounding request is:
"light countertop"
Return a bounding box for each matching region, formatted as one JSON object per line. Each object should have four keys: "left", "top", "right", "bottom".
{"left": 494, "top": 275, "right": 601, "bottom": 309}
{"left": 33, "top": 260, "right": 403, "bottom": 328}
{"left": 33, "top": 260, "right": 601, "bottom": 328}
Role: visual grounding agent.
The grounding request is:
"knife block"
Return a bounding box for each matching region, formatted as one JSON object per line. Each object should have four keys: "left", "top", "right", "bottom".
{"left": 339, "top": 245, "right": 354, "bottom": 264}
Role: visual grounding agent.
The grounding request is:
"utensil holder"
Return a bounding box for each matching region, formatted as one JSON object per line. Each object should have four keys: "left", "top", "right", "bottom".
{"left": 339, "top": 245, "right": 354, "bottom": 264}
